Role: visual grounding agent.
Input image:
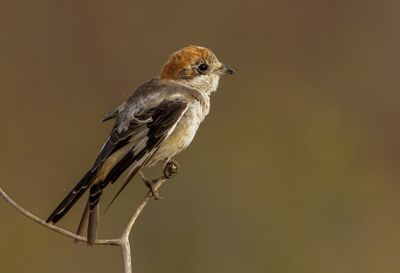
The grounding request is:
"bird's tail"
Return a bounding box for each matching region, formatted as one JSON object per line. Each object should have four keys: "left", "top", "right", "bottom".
{"left": 67, "top": 183, "right": 103, "bottom": 246}
{"left": 46, "top": 170, "right": 96, "bottom": 224}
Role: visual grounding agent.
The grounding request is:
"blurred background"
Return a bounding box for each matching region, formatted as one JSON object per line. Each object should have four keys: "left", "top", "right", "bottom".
{"left": 1, "top": 1, "right": 400, "bottom": 273}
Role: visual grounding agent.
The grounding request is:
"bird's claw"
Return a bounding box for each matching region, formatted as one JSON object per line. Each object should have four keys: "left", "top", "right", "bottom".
{"left": 164, "top": 160, "right": 179, "bottom": 179}
{"left": 139, "top": 159, "right": 179, "bottom": 200}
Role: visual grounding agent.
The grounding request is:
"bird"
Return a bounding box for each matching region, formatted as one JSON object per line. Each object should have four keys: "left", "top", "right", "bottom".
{"left": 46, "top": 45, "right": 235, "bottom": 245}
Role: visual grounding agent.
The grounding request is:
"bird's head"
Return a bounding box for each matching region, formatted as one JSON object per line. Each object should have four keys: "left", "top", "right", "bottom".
{"left": 160, "top": 45, "right": 234, "bottom": 94}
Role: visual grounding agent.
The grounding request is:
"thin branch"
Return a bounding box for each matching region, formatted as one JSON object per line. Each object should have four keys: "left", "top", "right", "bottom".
{"left": 123, "top": 177, "right": 167, "bottom": 239}
{"left": 0, "top": 187, "right": 120, "bottom": 245}
{"left": 0, "top": 175, "right": 168, "bottom": 273}
{"left": 120, "top": 177, "right": 168, "bottom": 273}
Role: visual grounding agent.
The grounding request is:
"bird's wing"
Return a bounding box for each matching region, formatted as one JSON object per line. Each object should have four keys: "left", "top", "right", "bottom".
{"left": 89, "top": 97, "right": 188, "bottom": 210}
{"left": 103, "top": 98, "right": 188, "bottom": 209}
{"left": 92, "top": 95, "right": 188, "bottom": 169}
{"left": 92, "top": 79, "right": 191, "bottom": 171}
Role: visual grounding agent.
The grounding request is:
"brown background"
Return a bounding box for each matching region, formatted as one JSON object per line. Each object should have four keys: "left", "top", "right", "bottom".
{"left": 1, "top": 1, "right": 400, "bottom": 273}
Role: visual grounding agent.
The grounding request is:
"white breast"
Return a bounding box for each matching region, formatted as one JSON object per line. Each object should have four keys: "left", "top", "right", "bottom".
{"left": 149, "top": 95, "right": 210, "bottom": 164}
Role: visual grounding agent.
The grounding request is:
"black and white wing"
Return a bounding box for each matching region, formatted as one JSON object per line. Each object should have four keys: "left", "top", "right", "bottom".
{"left": 89, "top": 98, "right": 188, "bottom": 210}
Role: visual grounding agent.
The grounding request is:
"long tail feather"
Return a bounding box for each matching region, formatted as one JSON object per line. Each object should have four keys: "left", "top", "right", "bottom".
{"left": 46, "top": 170, "right": 96, "bottom": 224}
{"left": 87, "top": 204, "right": 99, "bottom": 246}
{"left": 75, "top": 200, "right": 90, "bottom": 243}
{"left": 87, "top": 184, "right": 103, "bottom": 245}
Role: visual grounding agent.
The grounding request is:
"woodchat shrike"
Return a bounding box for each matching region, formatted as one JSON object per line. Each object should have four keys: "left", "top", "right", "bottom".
{"left": 46, "top": 45, "right": 235, "bottom": 245}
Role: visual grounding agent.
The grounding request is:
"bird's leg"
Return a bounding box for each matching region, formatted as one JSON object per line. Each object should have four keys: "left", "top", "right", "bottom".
{"left": 138, "top": 171, "right": 162, "bottom": 200}
{"left": 139, "top": 160, "right": 180, "bottom": 200}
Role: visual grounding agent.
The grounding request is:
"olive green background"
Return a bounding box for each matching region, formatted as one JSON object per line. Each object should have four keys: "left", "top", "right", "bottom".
{"left": 1, "top": 1, "right": 400, "bottom": 273}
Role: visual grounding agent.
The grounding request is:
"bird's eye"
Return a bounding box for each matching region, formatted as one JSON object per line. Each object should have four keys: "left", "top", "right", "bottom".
{"left": 197, "top": 63, "right": 208, "bottom": 72}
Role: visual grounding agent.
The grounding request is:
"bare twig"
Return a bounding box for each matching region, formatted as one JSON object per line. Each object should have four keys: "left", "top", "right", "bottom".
{"left": 0, "top": 176, "right": 168, "bottom": 273}
{"left": 120, "top": 177, "right": 168, "bottom": 273}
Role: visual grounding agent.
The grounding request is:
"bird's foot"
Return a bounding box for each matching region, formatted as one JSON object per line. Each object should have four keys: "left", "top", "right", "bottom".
{"left": 139, "top": 160, "right": 179, "bottom": 200}
{"left": 163, "top": 160, "right": 179, "bottom": 179}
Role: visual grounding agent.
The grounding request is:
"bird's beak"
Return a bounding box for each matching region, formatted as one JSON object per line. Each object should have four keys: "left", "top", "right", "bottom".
{"left": 215, "top": 64, "right": 235, "bottom": 76}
